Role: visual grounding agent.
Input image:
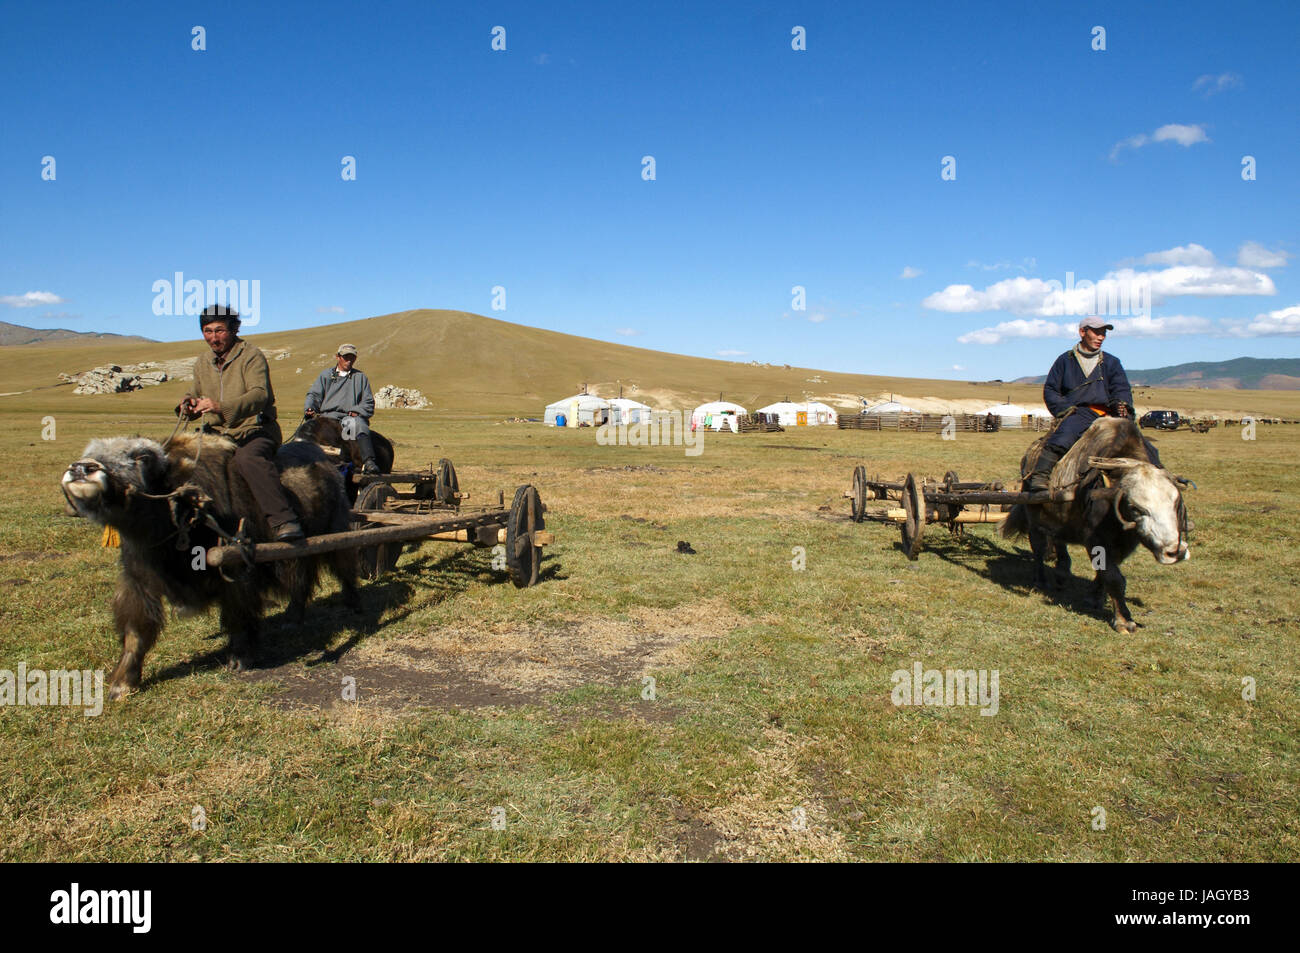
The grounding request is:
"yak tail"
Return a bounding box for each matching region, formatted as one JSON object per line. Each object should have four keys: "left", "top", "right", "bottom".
{"left": 999, "top": 504, "right": 1029, "bottom": 540}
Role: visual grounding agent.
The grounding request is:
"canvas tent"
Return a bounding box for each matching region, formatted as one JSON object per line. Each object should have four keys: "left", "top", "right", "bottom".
{"left": 756, "top": 400, "right": 839, "bottom": 426}
{"left": 691, "top": 400, "right": 746, "bottom": 433}
{"left": 607, "top": 397, "right": 654, "bottom": 426}
{"left": 545, "top": 393, "right": 610, "bottom": 427}
{"left": 981, "top": 402, "right": 1049, "bottom": 428}
{"left": 863, "top": 400, "right": 920, "bottom": 415}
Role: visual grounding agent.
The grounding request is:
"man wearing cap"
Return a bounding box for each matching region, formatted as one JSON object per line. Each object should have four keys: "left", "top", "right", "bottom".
{"left": 304, "top": 344, "right": 379, "bottom": 474}
{"left": 179, "top": 304, "right": 305, "bottom": 541}
{"left": 1025, "top": 316, "right": 1142, "bottom": 492}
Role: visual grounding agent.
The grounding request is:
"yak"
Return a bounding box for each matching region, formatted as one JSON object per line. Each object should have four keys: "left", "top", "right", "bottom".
{"left": 290, "top": 416, "right": 394, "bottom": 503}
{"left": 61, "top": 432, "right": 358, "bottom": 699}
{"left": 1000, "top": 416, "right": 1192, "bottom": 634}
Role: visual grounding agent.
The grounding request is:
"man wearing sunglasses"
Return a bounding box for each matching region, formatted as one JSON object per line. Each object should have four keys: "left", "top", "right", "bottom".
{"left": 304, "top": 344, "right": 379, "bottom": 474}
{"left": 1025, "top": 316, "right": 1143, "bottom": 492}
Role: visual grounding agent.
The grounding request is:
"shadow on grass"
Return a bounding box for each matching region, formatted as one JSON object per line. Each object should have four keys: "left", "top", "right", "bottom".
{"left": 917, "top": 531, "right": 1146, "bottom": 625}
{"left": 147, "top": 544, "right": 567, "bottom": 688}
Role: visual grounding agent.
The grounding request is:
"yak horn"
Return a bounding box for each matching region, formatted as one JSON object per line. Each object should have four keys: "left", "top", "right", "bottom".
{"left": 1174, "top": 475, "right": 1197, "bottom": 489}
{"left": 1113, "top": 490, "right": 1137, "bottom": 531}
{"left": 1088, "top": 456, "right": 1148, "bottom": 470}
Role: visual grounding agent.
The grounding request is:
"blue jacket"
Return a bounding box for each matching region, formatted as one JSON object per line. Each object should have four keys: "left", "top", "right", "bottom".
{"left": 1043, "top": 349, "right": 1133, "bottom": 418}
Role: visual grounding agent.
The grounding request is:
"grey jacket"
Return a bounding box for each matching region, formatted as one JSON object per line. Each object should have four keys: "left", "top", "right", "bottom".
{"left": 305, "top": 366, "right": 375, "bottom": 433}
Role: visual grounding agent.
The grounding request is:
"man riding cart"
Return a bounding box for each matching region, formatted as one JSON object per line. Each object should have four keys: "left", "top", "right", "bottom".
{"left": 1026, "top": 316, "right": 1161, "bottom": 492}
{"left": 304, "top": 343, "right": 380, "bottom": 474}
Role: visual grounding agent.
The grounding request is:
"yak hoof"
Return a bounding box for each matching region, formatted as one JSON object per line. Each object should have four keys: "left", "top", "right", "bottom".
{"left": 1111, "top": 618, "right": 1138, "bottom": 635}
{"left": 107, "top": 681, "right": 136, "bottom": 701}
{"left": 227, "top": 653, "right": 254, "bottom": 673}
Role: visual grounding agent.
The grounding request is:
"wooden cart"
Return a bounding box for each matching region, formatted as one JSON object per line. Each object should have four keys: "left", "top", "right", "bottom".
{"left": 206, "top": 458, "right": 553, "bottom": 587}
{"left": 845, "top": 464, "right": 1076, "bottom": 560}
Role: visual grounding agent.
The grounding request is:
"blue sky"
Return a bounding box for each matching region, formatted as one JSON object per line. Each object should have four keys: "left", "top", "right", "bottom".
{"left": 2, "top": 0, "right": 1297, "bottom": 379}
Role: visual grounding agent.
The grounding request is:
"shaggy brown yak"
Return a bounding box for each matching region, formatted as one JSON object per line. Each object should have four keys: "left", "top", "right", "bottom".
{"left": 61, "top": 433, "right": 357, "bottom": 699}
{"left": 1000, "top": 417, "right": 1192, "bottom": 633}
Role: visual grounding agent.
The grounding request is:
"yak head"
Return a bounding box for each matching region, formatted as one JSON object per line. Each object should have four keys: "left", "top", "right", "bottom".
{"left": 1093, "top": 458, "right": 1192, "bottom": 565}
{"left": 62, "top": 437, "right": 170, "bottom": 522}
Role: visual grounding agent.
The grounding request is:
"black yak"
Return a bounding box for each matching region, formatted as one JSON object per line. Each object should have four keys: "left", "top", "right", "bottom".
{"left": 291, "top": 416, "right": 394, "bottom": 503}
{"left": 61, "top": 433, "right": 357, "bottom": 699}
{"left": 1000, "top": 417, "right": 1192, "bottom": 633}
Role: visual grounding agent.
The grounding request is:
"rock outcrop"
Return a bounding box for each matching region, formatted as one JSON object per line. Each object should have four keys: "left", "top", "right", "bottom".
{"left": 59, "top": 359, "right": 196, "bottom": 395}
{"left": 375, "top": 385, "right": 429, "bottom": 409}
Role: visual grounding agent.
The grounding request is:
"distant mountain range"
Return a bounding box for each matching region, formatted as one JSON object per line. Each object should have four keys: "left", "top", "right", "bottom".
{"left": 1014, "top": 357, "right": 1300, "bottom": 391}
{"left": 0, "top": 321, "right": 155, "bottom": 347}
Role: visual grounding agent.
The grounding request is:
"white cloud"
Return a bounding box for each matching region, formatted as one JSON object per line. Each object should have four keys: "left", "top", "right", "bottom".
{"left": 316, "top": 305, "right": 346, "bottom": 314}
{"left": 806, "top": 312, "right": 827, "bottom": 323}
{"left": 1193, "top": 72, "right": 1243, "bottom": 96}
{"left": 899, "top": 266, "right": 923, "bottom": 279}
{"left": 1110, "top": 123, "right": 1209, "bottom": 160}
{"left": 951, "top": 364, "right": 964, "bottom": 371}
{"left": 1, "top": 291, "right": 64, "bottom": 308}
{"left": 956, "top": 313, "right": 1214, "bottom": 345}
{"left": 716, "top": 349, "right": 748, "bottom": 357}
{"left": 1125, "top": 243, "right": 1216, "bottom": 267}
{"left": 1237, "top": 242, "right": 1291, "bottom": 269}
{"left": 1222, "top": 304, "right": 1300, "bottom": 337}
{"left": 1135, "top": 265, "right": 1275, "bottom": 298}
{"left": 1110, "top": 314, "right": 1214, "bottom": 337}
{"left": 957, "top": 319, "right": 1076, "bottom": 345}
{"left": 615, "top": 327, "right": 641, "bottom": 336}
{"left": 924, "top": 265, "right": 1274, "bottom": 318}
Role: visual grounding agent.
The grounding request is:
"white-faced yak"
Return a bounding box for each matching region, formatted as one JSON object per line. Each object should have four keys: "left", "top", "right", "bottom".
{"left": 1000, "top": 417, "right": 1192, "bottom": 634}
{"left": 61, "top": 433, "right": 357, "bottom": 699}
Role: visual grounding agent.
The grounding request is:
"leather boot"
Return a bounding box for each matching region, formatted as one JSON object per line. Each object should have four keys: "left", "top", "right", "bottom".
{"left": 1025, "top": 444, "right": 1065, "bottom": 493}
{"left": 354, "top": 431, "right": 379, "bottom": 473}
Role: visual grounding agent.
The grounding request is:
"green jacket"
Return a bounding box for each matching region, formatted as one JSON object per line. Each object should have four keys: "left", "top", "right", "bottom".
{"left": 184, "top": 338, "right": 282, "bottom": 443}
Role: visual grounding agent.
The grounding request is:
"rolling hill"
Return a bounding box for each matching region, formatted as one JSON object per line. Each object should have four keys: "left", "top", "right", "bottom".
{"left": 1015, "top": 356, "right": 1300, "bottom": 390}
{"left": 0, "top": 320, "right": 155, "bottom": 347}
{"left": 2, "top": 309, "right": 1298, "bottom": 419}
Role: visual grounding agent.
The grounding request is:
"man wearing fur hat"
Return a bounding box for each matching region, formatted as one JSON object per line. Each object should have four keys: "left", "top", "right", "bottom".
{"left": 1025, "top": 316, "right": 1153, "bottom": 492}
{"left": 304, "top": 343, "right": 379, "bottom": 474}
{"left": 178, "top": 304, "right": 305, "bottom": 541}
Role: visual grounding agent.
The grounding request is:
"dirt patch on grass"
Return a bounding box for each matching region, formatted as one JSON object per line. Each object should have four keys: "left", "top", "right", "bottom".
{"left": 247, "top": 598, "right": 747, "bottom": 714}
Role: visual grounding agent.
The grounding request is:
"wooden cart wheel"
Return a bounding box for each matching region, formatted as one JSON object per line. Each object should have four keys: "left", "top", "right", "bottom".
{"left": 435, "top": 458, "right": 459, "bottom": 506}
{"left": 900, "top": 472, "right": 926, "bottom": 560}
{"left": 851, "top": 465, "right": 867, "bottom": 522}
{"left": 506, "top": 485, "right": 545, "bottom": 588}
{"left": 355, "top": 482, "right": 401, "bottom": 579}
{"left": 943, "top": 470, "right": 959, "bottom": 486}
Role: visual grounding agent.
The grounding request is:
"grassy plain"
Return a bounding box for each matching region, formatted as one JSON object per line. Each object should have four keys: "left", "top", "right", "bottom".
{"left": 1, "top": 404, "right": 1296, "bottom": 861}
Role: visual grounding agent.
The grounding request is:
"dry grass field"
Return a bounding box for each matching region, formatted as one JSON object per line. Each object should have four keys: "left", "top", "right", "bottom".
{"left": 2, "top": 393, "right": 1297, "bottom": 861}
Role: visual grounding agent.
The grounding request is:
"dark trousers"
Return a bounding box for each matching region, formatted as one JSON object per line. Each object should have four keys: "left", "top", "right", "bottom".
{"left": 233, "top": 435, "right": 298, "bottom": 528}
{"left": 1046, "top": 407, "right": 1163, "bottom": 467}
{"left": 1046, "top": 407, "right": 1102, "bottom": 452}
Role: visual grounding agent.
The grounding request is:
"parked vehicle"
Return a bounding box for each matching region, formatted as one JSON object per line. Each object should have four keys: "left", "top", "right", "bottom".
{"left": 1140, "top": 410, "right": 1181, "bottom": 431}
